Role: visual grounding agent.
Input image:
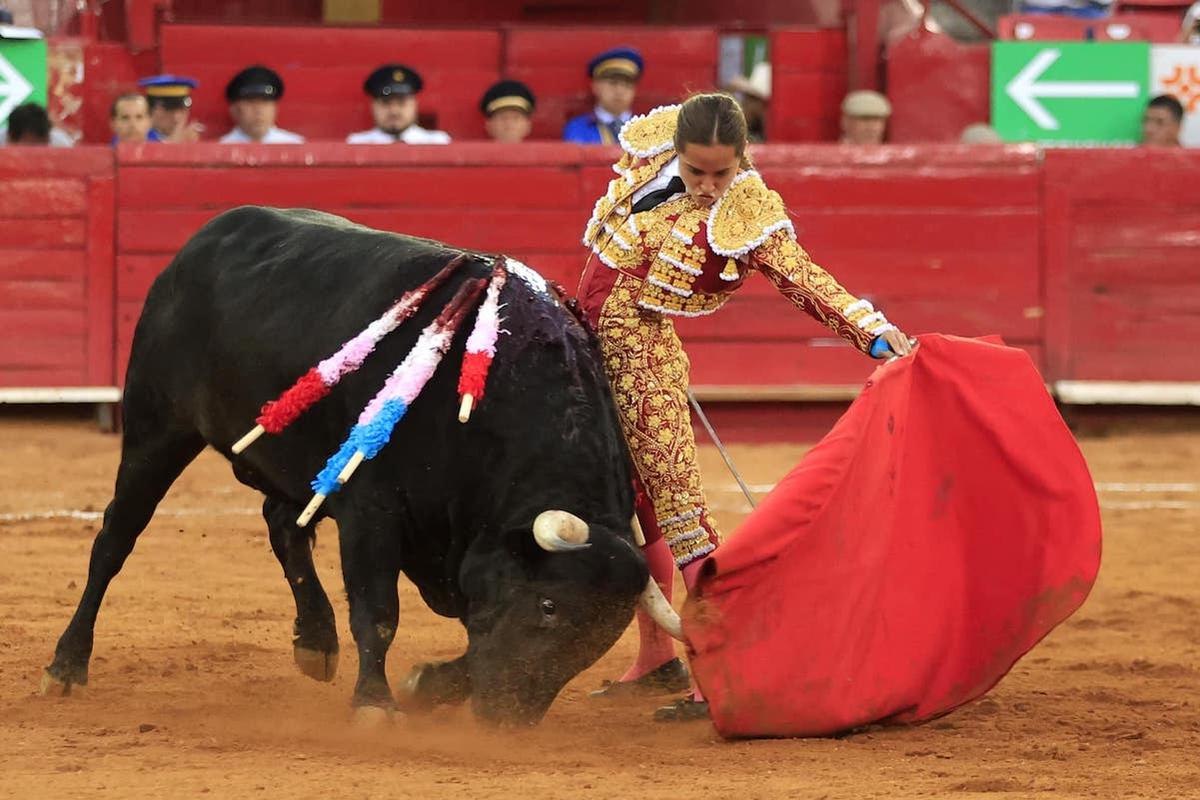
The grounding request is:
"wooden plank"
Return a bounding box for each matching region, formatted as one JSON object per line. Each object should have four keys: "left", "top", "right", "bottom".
{"left": 0, "top": 179, "right": 89, "bottom": 217}
{"left": 786, "top": 210, "right": 1042, "bottom": 253}
{"left": 0, "top": 369, "right": 90, "bottom": 389}
{"left": 85, "top": 174, "right": 117, "bottom": 385}
{"left": 0, "top": 147, "right": 111, "bottom": 179}
{"left": 0, "top": 219, "right": 87, "bottom": 248}
{"left": 0, "top": 310, "right": 88, "bottom": 337}
{"left": 0, "top": 250, "right": 86, "bottom": 281}
{"left": 0, "top": 279, "right": 86, "bottom": 309}
{"left": 117, "top": 208, "right": 585, "bottom": 255}
{"left": 764, "top": 171, "right": 1041, "bottom": 209}
{"left": 0, "top": 336, "right": 85, "bottom": 369}
{"left": 117, "top": 166, "right": 583, "bottom": 210}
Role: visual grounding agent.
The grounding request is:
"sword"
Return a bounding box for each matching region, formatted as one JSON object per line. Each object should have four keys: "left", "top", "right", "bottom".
{"left": 688, "top": 390, "right": 757, "bottom": 510}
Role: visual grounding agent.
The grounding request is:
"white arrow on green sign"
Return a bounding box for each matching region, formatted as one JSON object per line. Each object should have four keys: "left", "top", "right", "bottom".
{"left": 0, "top": 38, "right": 47, "bottom": 125}
{"left": 992, "top": 42, "right": 1151, "bottom": 145}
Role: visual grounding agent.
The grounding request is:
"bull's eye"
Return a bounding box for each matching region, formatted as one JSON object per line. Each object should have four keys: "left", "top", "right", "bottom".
{"left": 540, "top": 599, "right": 557, "bottom": 618}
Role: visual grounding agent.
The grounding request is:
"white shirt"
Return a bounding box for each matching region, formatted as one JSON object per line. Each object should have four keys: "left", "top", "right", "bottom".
{"left": 219, "top": 126, "right": 305, "bottom": 144}
{"left": 631, "top": 156, "right": 683, "bottom": 206}
{"left": 594, "top": 106, "right": 632, "bottom": 127}
{"left": 346, "top": 126, "right": 451, "bottom": 144}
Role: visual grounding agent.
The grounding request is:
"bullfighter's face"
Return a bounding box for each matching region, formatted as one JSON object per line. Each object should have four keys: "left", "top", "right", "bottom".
{"left": 458, "top": 517, "right": 648, "bottom": 725}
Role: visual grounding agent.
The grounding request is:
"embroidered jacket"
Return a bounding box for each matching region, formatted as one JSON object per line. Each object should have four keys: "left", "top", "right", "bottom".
{"left": 582, "top": 104, "right": 894, "bottom": 352}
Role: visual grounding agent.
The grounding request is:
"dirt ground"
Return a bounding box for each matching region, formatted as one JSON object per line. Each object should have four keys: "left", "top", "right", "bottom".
{"left": 1, "top": 412, "right": 1197, "bottom": 799}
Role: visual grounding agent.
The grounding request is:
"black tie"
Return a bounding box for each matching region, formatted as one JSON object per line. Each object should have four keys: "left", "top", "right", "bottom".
{"left": 631, "top": 176, "right": 685, "bottom": 214}
{"left": 606, "top": 119, "right": 623, "bottom": 143}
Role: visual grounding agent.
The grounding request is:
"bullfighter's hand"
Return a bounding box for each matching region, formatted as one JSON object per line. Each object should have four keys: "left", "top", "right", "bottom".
{"left": 881, "top": 329, "right": 915, "bottom": 357}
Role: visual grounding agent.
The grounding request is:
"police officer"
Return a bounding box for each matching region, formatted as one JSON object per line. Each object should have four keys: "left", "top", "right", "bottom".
{"left": 479, "top": 79, "right": 535, "bottom": 143}
{"left": 138, "top": 74, "right": 202, "bottom": 143}
{"left": 347, "top": 64, "right": 451, "bottom": 144}
{"left": 563, "top": 46, "right": 642, "bottom": 145}
{"left": 219, "top": 65, "right": 304, "bottom": 144}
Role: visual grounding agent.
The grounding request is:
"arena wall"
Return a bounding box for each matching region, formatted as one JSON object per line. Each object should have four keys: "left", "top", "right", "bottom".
{"left": 2, "top": 144, "right": 1199, "bottom": 403}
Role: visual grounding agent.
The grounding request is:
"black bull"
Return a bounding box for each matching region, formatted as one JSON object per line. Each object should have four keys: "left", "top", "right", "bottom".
{"left": 42, "top": 206, "right": 679, "bottom": 725}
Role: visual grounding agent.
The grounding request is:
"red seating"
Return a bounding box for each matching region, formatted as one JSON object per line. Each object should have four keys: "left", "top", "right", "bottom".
{"left": 159, "top": 25, "right": 503, "bottom": 142}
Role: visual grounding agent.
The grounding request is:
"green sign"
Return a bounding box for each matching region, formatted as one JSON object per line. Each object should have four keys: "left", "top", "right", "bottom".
{"left": 992, "top": 42, "right": 1150, "bottom": 145}
{"left": 0, "top": 38, "right": 47, "bottom": 126}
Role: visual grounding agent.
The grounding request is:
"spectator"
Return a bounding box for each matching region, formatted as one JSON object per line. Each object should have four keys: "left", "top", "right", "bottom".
{"left": 840, "top": 90, "right": 892, "bottom": 145}
{"left": 1182, "top": 0, "right": 1200, "bottom": 43}
{"left": 725, "top": 62, "right": 771, "bottom": 143}
{"left": 1141, "top": 94, "right": 1183, "bottom": 147}
{"left": 347, "top": 65, "right": 450, "bottom": 144}
{"left": 139, "top": 74, "right": 204, "bottom": 143}
{"left": 479, "top": 79, "right": 535, "bottom": 143}
{"left": 5, "top": 101, "right": 50, "bottom": 144}
{"left": 110, "top": 93, "right": 153, "bottom": 144}
{"left": 219, "top": 66, "right": 304, "bottom": 144}
{"left": 960, "top": 122, "right": 1003, "bottom": 144}
{"left": 563, "top": 46, "right": 642, "bottom": 144}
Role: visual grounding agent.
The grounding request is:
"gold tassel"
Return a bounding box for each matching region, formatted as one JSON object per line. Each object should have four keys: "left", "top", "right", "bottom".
{"left": 720, "top": 259, "right": 740, "bottom": 281}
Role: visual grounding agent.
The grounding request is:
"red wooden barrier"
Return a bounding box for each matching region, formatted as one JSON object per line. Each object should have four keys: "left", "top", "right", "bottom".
{"left": 1043, "top": 148, "right": 1200, "bottom": 383}
{"left": 111, "top": 142, "right": 1046, "bottom": 391}
{"left": 4, "top": 145, "right": 1198, "bottom": 403}
{"left": 0, "top": 148, "right": 114, "bottom": 390}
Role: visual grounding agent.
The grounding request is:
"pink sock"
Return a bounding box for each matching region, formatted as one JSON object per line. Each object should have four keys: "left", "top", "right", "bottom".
{"left": 619, "top": 536, "right": 678, "bottom": 682}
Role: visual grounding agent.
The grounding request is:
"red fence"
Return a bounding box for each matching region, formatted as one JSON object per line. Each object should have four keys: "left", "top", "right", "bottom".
{"left": 0, "top": 149, "right": 114, "bottom": 389}
{"left": 3, "top": 144, "right": 1200, "bottom": 398}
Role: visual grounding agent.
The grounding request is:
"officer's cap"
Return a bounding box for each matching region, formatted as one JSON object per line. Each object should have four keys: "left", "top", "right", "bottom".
{"left": 479, "top": 79, "right": 536, "bottom": 116}
{"left": 841, "top": 90, "right": 892, "bottom": 118}
{"left": 364, "top": 64, "right": 423, "bottom": 98}
{"left": 138, "top": 74, "right": 198, "bottom": 109}
{"left": 588, "top": 46, "right": 643, "bottom": 81}
{"left": 225, "top": 65, "right": 284, "bottom": 102}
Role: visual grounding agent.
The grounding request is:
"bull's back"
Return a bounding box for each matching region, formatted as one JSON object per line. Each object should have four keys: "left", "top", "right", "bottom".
{"left": 127, "top": 207, "right": 468, "bottom": 441}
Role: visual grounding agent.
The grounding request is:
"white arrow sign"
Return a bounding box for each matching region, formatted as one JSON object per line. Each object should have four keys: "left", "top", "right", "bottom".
{"left": 1005, "top": 48, "right": 1141, "bottom": 130}
{"left": 0, "top": 52, "right": 34, "bottom": 123}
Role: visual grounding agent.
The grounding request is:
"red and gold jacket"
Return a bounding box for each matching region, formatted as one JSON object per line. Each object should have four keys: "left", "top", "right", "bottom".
{"left": 580, "top": 105, "right": 894, "bottom": 353}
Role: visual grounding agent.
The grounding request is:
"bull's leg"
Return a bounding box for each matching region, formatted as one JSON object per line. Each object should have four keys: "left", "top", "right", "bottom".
{"left": 398, "top": 654, "right": 472, "bottom": 712}
{"left": 43, "top": 424, "right": 205, "bottom": 695}
{"left": 337, "top": 512, "right": 401, "bottom": 715}
{"left": 263, "top": 496, "right": 339, "bottom": 681}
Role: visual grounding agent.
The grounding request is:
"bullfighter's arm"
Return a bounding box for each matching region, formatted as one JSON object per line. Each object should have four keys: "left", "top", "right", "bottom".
{"left": 749, "top": 229, "right": 896, "bottom": 355}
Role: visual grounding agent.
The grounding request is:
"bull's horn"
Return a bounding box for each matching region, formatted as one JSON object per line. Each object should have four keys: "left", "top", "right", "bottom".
{"left": 532, "top": 510, "right": 591, "bottom": 552}
{"left": 640, "top": 577, "right": 684, "bottom": 641}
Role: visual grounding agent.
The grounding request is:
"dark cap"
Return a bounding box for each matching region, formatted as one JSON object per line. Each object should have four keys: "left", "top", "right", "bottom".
{"left": 364, "top": 64, "right": 423, "bottom": 98}
{"left": 479, "top": 79, "right": 535, "bottom": 117}
{"left": 139, "top": 74, "right": 198, "bottom": 109}
{"left": 225, "top": 65, "right": 284, "bottom": 102}
{"left": 587, "top": 46, "right": 643, "bottom": 81}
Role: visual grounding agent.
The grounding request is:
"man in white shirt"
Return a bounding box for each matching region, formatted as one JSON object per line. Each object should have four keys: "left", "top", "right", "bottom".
{"left": 346, "top": 64, "right": 451, "bottom": 145}
{"left": 219, "top": 65, "right": 304, "bottom": 144}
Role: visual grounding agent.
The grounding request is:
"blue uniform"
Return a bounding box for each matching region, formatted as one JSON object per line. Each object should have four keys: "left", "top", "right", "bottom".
{"left": 564, "top": 113, "right": 620, "bottom": 145}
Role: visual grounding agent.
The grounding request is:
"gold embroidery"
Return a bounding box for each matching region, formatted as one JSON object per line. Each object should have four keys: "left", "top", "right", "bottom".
{"left": 752, "top": 229, "right": 875, "bottom": 352}
{"left": 708, "top": 172, "right": 793, "bottom": 257}
{"left": 596, "top": 274, "right": 720, "bottom": 565}
{"left": 617, "top": 104, "right": 679, "bottom": 158}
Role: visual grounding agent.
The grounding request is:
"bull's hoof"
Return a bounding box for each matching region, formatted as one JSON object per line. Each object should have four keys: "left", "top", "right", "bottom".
{"left": 293, "top": 646, "right": 338, "bottom": 682}
{"left": 396, "top": 661, "right": 470, "bottom": 713}
{"left": 352, "top": 705, "right": 397, "bottom": 728}
{"left": 39, "top": 668, "right": 86, "bottom": 698}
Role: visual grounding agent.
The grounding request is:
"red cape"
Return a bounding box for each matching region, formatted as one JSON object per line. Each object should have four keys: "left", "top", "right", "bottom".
{"left": 684, "top": 335, "right": 1102, "bottom": 738}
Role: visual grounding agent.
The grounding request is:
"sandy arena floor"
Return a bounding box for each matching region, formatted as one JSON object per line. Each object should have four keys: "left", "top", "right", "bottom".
{"left": 0, "top": 413, "right": 1197, "bottom": 799}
